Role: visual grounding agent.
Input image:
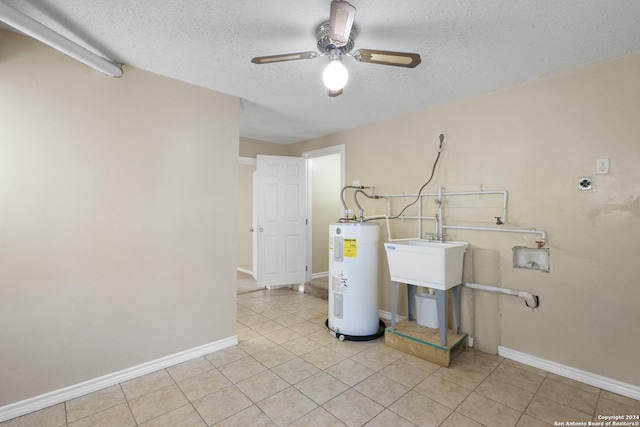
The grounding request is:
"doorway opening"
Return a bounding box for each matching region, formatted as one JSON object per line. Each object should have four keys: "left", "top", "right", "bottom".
{"left": 237, "top": 145, "right": 344, "bottom": 294}
{"left": 304, "top": 146, "right": 345, "bottom": 279}
{"left": 302, "top": 145, "right": 345, "bottom": 297}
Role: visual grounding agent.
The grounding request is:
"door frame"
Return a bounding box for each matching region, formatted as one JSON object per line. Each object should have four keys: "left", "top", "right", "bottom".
{"left": 302, "top": 144, "right": 346, "bottom": 282}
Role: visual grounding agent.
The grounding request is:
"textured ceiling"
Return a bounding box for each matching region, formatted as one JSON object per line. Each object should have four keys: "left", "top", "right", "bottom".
{"left": 3, "top": 0, "right": 640, "bottom": 144}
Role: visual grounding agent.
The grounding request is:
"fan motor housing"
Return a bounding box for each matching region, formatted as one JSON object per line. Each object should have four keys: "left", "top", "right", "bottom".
{"left": 316, "top": 21, "right": 356, "bottom": 53}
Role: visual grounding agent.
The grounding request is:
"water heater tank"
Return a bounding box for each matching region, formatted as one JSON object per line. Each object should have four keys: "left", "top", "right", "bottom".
{"left": 328, "top": 222, "right": 380, "bottom": 338}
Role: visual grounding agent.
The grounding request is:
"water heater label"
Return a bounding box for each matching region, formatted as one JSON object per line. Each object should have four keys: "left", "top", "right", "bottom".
{"left": 332, "top": 276, "right": 348, "bottom": 293}
{"left": 343, "top": 239, "right": 357, "bottom": 257}
{"left": 332, "top": 269, "right": 348, "bottom": 293}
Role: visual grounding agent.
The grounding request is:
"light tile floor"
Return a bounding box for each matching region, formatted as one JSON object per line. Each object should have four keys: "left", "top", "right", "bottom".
{"left": 3, "top": 288, "right": 639, "bottom": 426}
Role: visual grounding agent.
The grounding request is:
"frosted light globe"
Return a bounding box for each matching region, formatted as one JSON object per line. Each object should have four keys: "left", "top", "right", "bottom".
{"left": 323, "top": 60, "right": 348, "bottom": 91}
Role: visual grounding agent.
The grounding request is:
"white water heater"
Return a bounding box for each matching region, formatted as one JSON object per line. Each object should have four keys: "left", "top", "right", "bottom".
{"left": 328, "top": 222, "right": 380, "bottom": 338}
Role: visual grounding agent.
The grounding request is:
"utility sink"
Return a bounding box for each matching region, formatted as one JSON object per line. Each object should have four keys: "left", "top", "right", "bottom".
{"left": 384, "top": 240, "right": 468, "bottom": 290}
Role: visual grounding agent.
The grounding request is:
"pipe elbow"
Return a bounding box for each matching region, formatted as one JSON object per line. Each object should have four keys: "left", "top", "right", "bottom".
{"left": 519, "top": 292, "right": 540, "bottom": 309}
{"left": 536, "top": 230, "right": 547, "bottom": 247}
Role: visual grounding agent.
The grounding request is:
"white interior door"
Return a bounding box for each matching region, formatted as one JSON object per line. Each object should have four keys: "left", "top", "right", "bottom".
{"left": 255, "top": 155, "right": 307, "bottom": 289}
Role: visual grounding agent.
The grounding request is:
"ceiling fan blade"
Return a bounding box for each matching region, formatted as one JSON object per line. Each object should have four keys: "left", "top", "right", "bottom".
{"left": 352, "top": 49, "right": 421, "bottom": 68}
{"left": 251, "top": 51, "right": 318, "bottom": 64}
{"left": 329, "top": 0, "right": 356, "bottom": 46}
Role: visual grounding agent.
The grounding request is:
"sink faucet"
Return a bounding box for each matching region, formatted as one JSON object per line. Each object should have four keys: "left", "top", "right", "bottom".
{"left": 429, "top": 214, "right": 443, "bottom": 242}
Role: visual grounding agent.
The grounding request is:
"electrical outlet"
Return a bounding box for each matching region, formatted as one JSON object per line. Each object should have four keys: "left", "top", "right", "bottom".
{"left": 596, "top": 158, "right": 609, "bottom": 174}
{"left": 352, "top": 180, "right": 360, "bottom": 186}
{"left": 438, "top": 131, "right": 447, "bottom": 144}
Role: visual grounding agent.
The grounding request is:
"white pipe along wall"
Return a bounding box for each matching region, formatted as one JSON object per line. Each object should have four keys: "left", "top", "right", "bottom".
{"left": 462, "top": 282, "right": 540, "bottom": 309}
{"left": 344, "top": 184, "right": 543, "bottom": 351}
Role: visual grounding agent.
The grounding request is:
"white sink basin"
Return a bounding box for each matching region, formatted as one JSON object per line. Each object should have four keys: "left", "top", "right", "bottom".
{"left": 384, "top": 240, "right": 468, "bottom": 290}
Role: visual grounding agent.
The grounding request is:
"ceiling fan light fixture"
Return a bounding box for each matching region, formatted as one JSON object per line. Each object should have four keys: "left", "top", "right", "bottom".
{"left": 250, "top": 2, "right": 422, "bottom": 97}
{"left": 322, "top": 55, "right": 348, "bottom": 91}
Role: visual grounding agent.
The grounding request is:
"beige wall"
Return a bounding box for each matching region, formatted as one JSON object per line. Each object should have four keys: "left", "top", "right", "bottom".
{"left": 239, "top": 137, "right": 289, "bottom": 158}
{"left": 310, "top": 154, "right": 341, "bottom": 274}
{"left": 289, "top": 53, "right": 640, "bottom": 387}
{"left": 0, "top": 30, "right": 239, "bottom": 406}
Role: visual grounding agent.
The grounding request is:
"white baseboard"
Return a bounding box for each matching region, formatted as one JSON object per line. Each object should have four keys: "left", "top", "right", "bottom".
{"left": 237, "top": 267, "right": 254, "bottom": 276}
{"left": 378, "top": 309, "right": 406, "bottom": 323}
{"left": 498, "top": 346, "right": 640, "bottom": 401}
{"left": 267, "top": 284, "right": 291, "bottom": 290}
{"left": 238, "top": 156, "right": 257, "bottom": 166}
{"left": 311, "top": 272, "right": 328, "bottom": 280}
{"left": 0, "top": 336, "right": 238, "bottom": 423}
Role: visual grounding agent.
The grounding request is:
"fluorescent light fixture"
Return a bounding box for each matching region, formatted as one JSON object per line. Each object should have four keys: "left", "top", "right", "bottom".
{"left": 322, "top": 52, "right": 348, "bottom": 91}
{"left": 0, "top": 2, "right": 122, "bottom": 77}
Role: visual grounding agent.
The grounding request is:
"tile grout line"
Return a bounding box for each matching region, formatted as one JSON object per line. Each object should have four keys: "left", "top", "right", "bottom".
{"left": 491, "top": 358, "right": 534, "bottom": 427}
{"left": 436, "top": 353, "right": 502, "bottom": 426}
{"left": 215, "top": 351, "right": 294, "bottom": 426}
{"left": 119, "top": 382, "right": 138, "bottom": 427}
{"left": 330, "top": 339, "right": 427, "bottom": 425}
{"left": 592, "top": 388, "right": 603, "bottom": 422}
{"left": 169, "top": 368, "right": 208, "bottom": 427}
{"left": 516, "top": 365, "right": 549, "bottom": 426}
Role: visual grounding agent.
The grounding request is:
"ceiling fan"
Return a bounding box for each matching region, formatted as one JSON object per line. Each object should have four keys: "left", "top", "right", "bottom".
{"left": 251, "top": 0, "right": 421, "bottom": 97}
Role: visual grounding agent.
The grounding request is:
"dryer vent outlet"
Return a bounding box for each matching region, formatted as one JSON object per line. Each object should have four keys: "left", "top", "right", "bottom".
{"left": 578, "top": 177, "right": 592, "bottom": 191}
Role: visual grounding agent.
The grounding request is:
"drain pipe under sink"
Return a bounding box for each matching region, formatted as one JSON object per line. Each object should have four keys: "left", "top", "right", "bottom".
{"left": 462, "top": 282, "right": 540, "bottom": 309}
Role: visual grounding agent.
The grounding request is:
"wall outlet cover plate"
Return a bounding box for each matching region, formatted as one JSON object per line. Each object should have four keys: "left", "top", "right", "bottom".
{"left": 596, "top": 158, "right": 609, "bottom": 174}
